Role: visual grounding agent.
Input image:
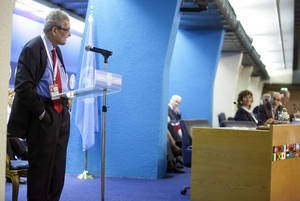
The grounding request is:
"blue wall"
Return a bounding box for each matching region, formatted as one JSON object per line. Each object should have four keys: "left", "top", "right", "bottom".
{"left": 169, "top": 29, "right": 225, "bottom": 124}
{"left": 67, "top": 0, "right": 181, "bottom": 179}
{"left": 10, "top": 1, "right": 226, "bottom": 180}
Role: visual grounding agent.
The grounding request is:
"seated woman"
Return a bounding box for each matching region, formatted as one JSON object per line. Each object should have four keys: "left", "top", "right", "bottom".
{"left": 234, "top": 90, "right": 258, "bottom": 125}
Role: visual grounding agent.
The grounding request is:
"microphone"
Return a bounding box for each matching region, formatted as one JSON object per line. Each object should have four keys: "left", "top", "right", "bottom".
{"left": 85, "top": 45, "right": 112, "bottom": 57}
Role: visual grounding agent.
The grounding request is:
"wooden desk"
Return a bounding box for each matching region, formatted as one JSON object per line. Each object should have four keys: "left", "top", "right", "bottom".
{"left": 270, "top": 125, "right": 300, "bottom": 201}
{"left": 191, "top": 125, "right": 300, "bottom": 201}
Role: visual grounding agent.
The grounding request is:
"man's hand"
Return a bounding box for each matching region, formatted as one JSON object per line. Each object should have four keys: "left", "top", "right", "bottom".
{"left": 265, "top": 118, "right": 275, "bottom": 125}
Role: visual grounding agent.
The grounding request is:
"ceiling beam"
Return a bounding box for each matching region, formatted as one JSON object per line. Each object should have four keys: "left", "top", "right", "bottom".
{"left": 52, "top": 0, "right": 87, "bottom": 3}
{"left": 62, "top": 2, "right": 88, "bottom": 9}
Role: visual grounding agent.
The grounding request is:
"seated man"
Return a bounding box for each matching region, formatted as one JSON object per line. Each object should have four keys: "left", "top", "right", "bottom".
{"left": 280, "top": 89, "right": 299, "bottom": 120}
{"left": 6, "top": 88, "right": 28, "bottom": 184}
{"left": 253, "top": 93, "right": 271, "bottom": 117}
{"left": 257, "top": 92, "right": 283, "bottom": 125}
{"left": 168, "top": 95, "right": 182, "bottom": 147}
{"left": 7, "top": 88, "right": 28, "bottom": 160}
{"left": 280, "top": 89, "right": 290, "bottom": 108}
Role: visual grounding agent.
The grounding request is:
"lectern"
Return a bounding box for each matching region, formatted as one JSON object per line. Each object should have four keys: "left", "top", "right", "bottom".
{"left": 58, "top": 69, "right": 122, "bottom": 201}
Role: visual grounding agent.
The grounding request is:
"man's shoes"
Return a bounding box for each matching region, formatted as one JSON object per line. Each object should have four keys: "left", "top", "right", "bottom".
{"left": 172, "top": 168, "right": 185, "bottom": 173}
{"left": 167, "top": 167, "right": 185, "bottom": 173}
{"left": 176, "top": 164, "right": 184, "bottom": 169}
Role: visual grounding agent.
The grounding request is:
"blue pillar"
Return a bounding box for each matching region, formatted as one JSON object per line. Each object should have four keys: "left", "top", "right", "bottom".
{"left": 169, "top": 29, "right": 225, "bottom": 124}
{"left": 67, "top": 0, "right": 181, "bottom": 179}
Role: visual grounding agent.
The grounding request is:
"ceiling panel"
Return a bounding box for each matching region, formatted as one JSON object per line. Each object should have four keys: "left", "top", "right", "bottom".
{"left": 228, "top": 0, "right": 294, "bottom": 74}
{"left": 45, "top": 0, "right": 88, "bottom": 18}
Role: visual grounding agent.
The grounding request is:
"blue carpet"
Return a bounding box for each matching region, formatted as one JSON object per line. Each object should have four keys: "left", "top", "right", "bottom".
{"left": 5, "top": 168, "right": 191, "bottom": 201}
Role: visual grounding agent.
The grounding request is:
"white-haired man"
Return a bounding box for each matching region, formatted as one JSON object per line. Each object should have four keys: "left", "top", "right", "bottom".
{"left": 168, "top": 95, "right": 182, "bottom": 146}
{"left": 8, "top": 10, "right": 71, "bottom": 201}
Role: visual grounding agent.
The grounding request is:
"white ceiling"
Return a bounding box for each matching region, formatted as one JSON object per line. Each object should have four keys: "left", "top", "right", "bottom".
{"left": 228, "top": 0, "right": 294, "bottom": 78}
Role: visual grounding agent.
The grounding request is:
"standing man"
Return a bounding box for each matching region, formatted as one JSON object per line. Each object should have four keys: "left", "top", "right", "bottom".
{"left": 8, "top": 10, "right": 71, "bottom": 201}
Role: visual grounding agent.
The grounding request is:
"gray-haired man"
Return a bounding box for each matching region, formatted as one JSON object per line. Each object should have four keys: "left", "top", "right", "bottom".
{"left": 8, "top": 10, "right": 71, "bottom": 201}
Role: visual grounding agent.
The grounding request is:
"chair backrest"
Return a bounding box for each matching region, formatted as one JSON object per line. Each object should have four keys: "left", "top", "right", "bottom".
{"left": 220, "top": 120, "right": 257, "bottom": 128}
{"left": 218, "top": 112, "right": 226, "bottom": 126}
{"left": 180, "top": 119, "right": 211, "bottom": 146}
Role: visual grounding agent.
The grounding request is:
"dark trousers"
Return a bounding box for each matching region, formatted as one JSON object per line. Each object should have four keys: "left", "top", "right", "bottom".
{"left": 27, "top": 101, "right": 70, "bottom": 201}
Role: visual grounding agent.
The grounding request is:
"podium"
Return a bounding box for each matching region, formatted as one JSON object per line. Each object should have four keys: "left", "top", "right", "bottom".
{"left": 54, "top": 70, "right": 122, "bottom": 100}
{"left": 65, "top": 69, "right": 122, "bottom": 201}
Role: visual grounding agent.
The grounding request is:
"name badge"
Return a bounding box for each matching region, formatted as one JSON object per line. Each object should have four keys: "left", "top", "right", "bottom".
{"left": 49, "top": 84, "right": 60, "bottom": 100}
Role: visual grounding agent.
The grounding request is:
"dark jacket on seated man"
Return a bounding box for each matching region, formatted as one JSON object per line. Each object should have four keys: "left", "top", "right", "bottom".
{"left": 234, "top": 107, "right": 258, "bottom": 125}
{"left": 7, "top": 136, "right": 28, "bottom": 160}
{"left": 257, "top": 102, "right": 283, "bottom": 125}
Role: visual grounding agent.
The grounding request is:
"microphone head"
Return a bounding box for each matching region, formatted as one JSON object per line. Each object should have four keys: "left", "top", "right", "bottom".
{"left": 85, "top": 45, "right": 92, "bottom": 51}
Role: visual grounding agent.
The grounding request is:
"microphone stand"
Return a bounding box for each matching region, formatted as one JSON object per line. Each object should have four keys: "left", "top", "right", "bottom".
{"left": 99, "top": 50, "right": 112, "bottom": 201}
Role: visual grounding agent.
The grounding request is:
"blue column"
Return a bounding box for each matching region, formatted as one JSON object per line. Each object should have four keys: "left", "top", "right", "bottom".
{"left": 169, "top": 29, "right": 225, "bottom": 124}
{"left": 67, "top": 0, "right": 181, "bottom": 179}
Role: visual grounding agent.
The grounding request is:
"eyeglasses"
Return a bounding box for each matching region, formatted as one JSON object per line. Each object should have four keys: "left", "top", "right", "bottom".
{"left": 55, "top": 26, "right": 70, "bottom": 33}
{"left": 273, "top": 98, "right": 281, "bottom": 101}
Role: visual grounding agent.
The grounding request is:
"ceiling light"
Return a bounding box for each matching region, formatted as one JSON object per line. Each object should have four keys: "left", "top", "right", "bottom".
{"left": 15, "top": 0, "right": 84, "bottom": 34}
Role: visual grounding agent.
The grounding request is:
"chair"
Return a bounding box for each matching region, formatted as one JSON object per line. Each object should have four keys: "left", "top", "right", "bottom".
{"left": 180, "top": 119, "right": 211, "bottom": 167}
{"left": 220, "top": 120, "right": 257, "bottom": 128}
{"left": 6, "top": 137, "right": 28, "bottom": 201}
{"left": 180, "top": 119, "right": 211, "bottom": 195}
{"left": 218, "top": 112, "right": 226, "bottom": 127}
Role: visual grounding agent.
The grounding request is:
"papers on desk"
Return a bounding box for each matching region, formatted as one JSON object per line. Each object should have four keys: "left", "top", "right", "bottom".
{"left": 294, "top": 118, "right": 300, "bottom": 122}
{"left": 220, "top": 127, "right": 257, "bottom": 130}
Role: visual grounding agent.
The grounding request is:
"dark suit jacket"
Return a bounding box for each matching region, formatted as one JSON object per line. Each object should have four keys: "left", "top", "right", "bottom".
{"left": 168, "top": 105, "right": 181, "bottom": 124}
{"left": 234, "top": 107, "right": 257, "bottom": 125}
{"left": 8, "top": 36, "right": 66, "bottom": 138}
{"left": 257, "top": 102, "right": 283, "bottom": 125}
